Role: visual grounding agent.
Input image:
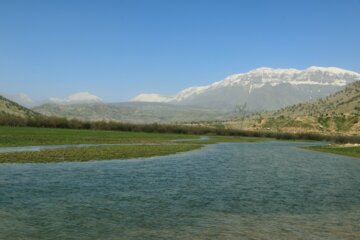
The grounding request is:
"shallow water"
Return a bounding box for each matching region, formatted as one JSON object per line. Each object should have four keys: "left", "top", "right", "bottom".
{"left": 0, "top": 144, "right": 121, "bottom": 153}
{"left": 0, "top": 141, "right": 359, "bottom": 239}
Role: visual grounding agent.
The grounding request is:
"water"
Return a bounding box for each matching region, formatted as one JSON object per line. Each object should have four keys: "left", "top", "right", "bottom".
{"left": 0, "top": 144, "right": 120, "bottom": 153}
{"left": 0, "top": 141, "right": 360, "bottom": 239}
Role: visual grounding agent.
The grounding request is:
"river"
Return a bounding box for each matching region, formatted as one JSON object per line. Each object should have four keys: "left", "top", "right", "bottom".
{"left": 0, "top": 141, "right": 359, "bottom": 239}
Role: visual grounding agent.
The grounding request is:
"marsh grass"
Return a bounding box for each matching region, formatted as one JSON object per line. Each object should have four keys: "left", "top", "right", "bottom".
{"left": 0, "top": 126, "right": 198, "bottom": 147}
{"left": 0, "top": 126, "right": 273, "bottom": 163}
{"left": 0, "top": 144, "right": 202, "bottom": 163}
{"left": 305, "top": 145, "right": 360, "bottom": 158}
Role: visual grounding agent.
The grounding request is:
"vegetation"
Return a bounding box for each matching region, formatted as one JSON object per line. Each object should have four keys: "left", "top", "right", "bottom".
{"left": 0, "top": 126, "right": 198, "bottom": 147}
{"left": 272, "top": 81, "right": 360, "bottom": 117}
{"left": 0, "top": 144, "right": 203, "bottom": 163}
{"left": 226, "top": 81, "right": 360, "bottom": 135}
{"left": 0, "top": 126, "right": 268, "bottom": 163}
{"left": 0, "top": 96, "right": 39, "bottom": 119}
{"left": 306, "top": 145, "right": 360, "bottom": 158}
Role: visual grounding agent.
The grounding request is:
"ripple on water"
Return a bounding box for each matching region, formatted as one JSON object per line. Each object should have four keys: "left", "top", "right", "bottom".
{"left": 0, "top": 141, "right": 360, "bottom": 239}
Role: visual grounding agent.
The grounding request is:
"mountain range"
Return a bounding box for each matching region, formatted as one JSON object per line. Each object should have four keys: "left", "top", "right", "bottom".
{"left": 132, "top": 66, "right": 360, "bottom": 111}
{"left": 33, "top": 102, "right": 229, "bottom": 124}
{"left": 2, "top": 92, "right": 103, "bottom": 108}
{"left": 2, "top": 66, "right": 359, "bottom": 125}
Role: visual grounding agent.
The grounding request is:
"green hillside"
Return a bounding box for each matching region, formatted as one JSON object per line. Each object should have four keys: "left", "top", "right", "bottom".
{"left": 0, "top": 95, "right": 39, "bottom": 119}
{"left": 226, "top": 81, "right": 360, "bottom": 134}
{"left": 272, "top": 81, "right": 360, "bottom": 117}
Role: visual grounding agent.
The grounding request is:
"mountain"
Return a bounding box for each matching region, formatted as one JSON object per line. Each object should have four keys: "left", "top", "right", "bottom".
{"left": 226, "top": 81, "right": 360, "bottom": 134}
{"left": 272, "top": 80, "right": 360, "bottom": 117}
{"left": 33, "top": 102, "right": 229, "bottom": 124}
{"left": 132, "top": 66, "right": 360, "bottom": 111}
{"left": 131, "top": 94, "right": 173, "bottom": 103}
{"left": 0, "top": 95, "right": 39, "bottom": 119}
{"left": 1, "top": 91, "right": 103, "bottom": 107}
{"left": 48, "top": 92, "right": 103, "bottom": 104}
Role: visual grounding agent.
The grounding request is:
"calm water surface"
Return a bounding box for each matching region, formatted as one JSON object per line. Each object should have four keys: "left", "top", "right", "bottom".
{"left": 0, "top": 141, "right": 360, "bottom": 239}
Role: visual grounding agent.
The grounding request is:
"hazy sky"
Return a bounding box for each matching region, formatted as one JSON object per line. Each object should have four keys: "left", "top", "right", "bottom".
{"left": 1, "top": 0, "right": 359, "bottom": 101}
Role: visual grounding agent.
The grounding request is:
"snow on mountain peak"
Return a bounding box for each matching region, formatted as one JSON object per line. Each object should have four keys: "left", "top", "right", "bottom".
{"left": 248, "top": 67, "right": 300, "bottom": 75}
{"left": 306, "top": 66, "right": 360, "bottom": 76}
{"left": 49, "top": 92, "right": 103, "bottom": 104}
{"left": 131, "top": 66, "right": 360, "bottom": 103}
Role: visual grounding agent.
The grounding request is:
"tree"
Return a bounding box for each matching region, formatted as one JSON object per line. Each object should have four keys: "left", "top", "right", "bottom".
{"left": 234, "top": 102, "right": 248, "bottom": 129}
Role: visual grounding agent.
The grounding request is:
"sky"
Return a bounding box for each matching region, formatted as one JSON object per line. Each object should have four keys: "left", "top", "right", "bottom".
{"left": 0, "top": 0, "right": 360, "bottom": 102}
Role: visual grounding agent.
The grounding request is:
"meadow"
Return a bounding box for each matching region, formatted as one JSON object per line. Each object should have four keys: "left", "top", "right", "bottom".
{"left": 0, "top": 126, "right": 199, "bottom": 147}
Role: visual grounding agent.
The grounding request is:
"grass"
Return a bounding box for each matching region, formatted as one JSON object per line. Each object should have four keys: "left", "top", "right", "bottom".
{"left": 0, "top": 126, "right": 199, "bottom": 147}
{"left": 0, "top": 144, "right": 202, "bottom": 163}
{"left": 0, "top": 126, "right": 266, "bottom": 163}
{"left": 306, "top": 145, "right": 360, "bottom": 158}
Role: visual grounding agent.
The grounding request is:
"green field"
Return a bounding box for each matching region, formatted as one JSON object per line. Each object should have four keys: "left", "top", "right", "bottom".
{"left": 306, "top": 145, "right": 360, "bottom": 158}
{"left": 0, "top": 144, "right": 203, "bottom": 163}
{"left": 0, "top": 126, "right": 266, "bottom": 163}
{"left": 0, "top": 126, "right": 199, "bottom": 147}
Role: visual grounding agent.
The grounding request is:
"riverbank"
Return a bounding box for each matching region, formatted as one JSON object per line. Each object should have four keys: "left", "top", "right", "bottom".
{"left": 306, "top": 144, "right": 360, "bottom": 158}
{"left": 0, "top": 144, "right": 203, "bottom": 163}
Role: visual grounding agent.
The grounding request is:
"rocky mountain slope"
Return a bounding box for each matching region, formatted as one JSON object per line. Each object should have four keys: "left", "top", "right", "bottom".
{"left": 272, "top": 81, "right": 360, "bottom": 117}
{"left": 226, "top": 81, "right": 360, "bottom": 134}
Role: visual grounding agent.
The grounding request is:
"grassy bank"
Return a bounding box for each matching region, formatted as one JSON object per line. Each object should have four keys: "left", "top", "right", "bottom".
{"left": 0, "top": 126, "right": 198, "bottom": 147}
{"left": 0, "top": 144, "right": 203, "bottom": 163}
{"left": 306, "top": 145, "right": 360, "bottom": 158}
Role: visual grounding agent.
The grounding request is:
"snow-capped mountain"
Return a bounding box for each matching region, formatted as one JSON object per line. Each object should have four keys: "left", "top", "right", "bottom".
{"left": 1, "top": 91, "right": 103, "bottom": 107}
{"left": 131, "top": 94, "right": 173, "bottom": 103}
{"left": 132, "top": 66, "right": 360, "bottom": 111}
{"left": 48, "top": 92, "right": 103, "bottom": 104}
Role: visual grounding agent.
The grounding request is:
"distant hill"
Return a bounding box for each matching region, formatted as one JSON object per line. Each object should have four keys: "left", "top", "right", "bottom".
{"left": 0, "top": 95, "right": 39, "bottom": 119}
{"left": 226, "top": 81, "right": 360, "bottom": 134}
{"left": 33, "top": 102, "right": 230, "bottom": 123}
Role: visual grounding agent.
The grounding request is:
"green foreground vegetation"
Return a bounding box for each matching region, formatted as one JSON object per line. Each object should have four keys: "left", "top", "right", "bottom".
{"left": 0, "top": 126, "right": 198, "bottom": 147}
{"left": 306, "top": 145, "right": 360, "bottom": 158}
{"left": 0, "top": 144, "right": 202, "bottom": 163}
{"left": 1, "top": 126, "right": 359, "bottom": 163}
{"left": 0, "top": 126, "right": 266, "bottom": 163}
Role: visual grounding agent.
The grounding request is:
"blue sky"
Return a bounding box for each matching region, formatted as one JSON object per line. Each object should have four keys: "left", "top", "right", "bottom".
{"left": 1, "top": 0, "right": 359, "bottom": 102}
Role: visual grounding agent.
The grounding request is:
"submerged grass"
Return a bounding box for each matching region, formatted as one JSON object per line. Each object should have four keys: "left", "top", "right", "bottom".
{"left": 306, "top": 145, "right": 360, "bottom": 158}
